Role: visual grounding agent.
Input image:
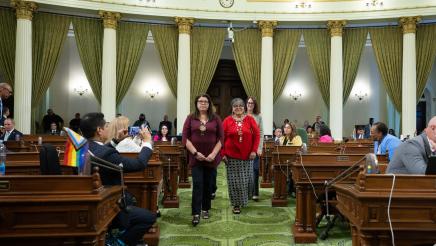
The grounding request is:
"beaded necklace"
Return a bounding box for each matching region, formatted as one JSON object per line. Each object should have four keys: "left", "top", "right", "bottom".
{"left": 233, "top": 115, "right": 245, "bottom": 143}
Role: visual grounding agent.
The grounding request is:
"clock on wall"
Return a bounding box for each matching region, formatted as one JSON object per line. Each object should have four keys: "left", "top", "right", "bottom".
{"left": 219, "top": 0, "right": 234, "bottom": 8}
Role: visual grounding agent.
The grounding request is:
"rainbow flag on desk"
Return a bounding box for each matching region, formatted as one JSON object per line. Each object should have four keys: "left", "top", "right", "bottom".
{"left": 63, "top": 127, "right": 88, "bottom": 173}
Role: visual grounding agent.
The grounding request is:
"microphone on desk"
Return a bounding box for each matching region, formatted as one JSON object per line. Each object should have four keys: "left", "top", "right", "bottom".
{"left": 319, "top": 153, "right": 378, "bottom": 239}
{"left": 87, "top": 151, "right": 129, "bottom": 211}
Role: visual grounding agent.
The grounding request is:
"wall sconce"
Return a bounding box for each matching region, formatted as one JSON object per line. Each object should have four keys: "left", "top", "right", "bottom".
{"left": 366, "top": 0, "right": 383, "bottom": 7}
{"left": 146, "top": 89, "right": 159, "bottom": 100}
{"left": 295, "top": 1, "right": 311, "bottom": 8}
{"left": 290, "top": 91, "right": 302, "bottom": 101}
{"left": 355, "top": 91, "right": 368, "bottom": 101}
{"left": 74, "top": 86, "right": 88, "bottom": 96}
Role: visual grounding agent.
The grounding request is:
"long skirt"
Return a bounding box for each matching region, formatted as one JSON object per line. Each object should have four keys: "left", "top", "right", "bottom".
{"left": 226, "top": 158, "right": 253, "bottom": 207}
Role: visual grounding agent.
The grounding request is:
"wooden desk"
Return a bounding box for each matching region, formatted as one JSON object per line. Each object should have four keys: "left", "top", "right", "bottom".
{"left": 271, "top": 146, "right": 301, "bottom": 206}
{"left": 260, "top": 141, "right": 274, "bottom": 188}
{"left": 290, "top": 153, "right": 388, "bottom": 244}
{"left": 155, "top": 145, "right": 181, "bottom": 208}
{"left": 335, "top": 172, "right": 436, "bottom": 246}
{"left": 0, "top": 173, "right": 121, "bottom": 246}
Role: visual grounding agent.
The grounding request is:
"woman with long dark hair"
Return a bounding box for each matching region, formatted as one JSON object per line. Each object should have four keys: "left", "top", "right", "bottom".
{"left": 182, "top": 94, "right": 223, "bottom": 226}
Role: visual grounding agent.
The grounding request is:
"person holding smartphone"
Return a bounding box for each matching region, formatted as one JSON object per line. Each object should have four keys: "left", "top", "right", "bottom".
{"left": 106, "top": 116, "right": 144, "bottom": 152}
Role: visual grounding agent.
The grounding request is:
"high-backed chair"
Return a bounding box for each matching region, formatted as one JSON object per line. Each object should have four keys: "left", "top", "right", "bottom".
{"left": 39, "top": 144, "right": 61, "bottom": 175}
{"left": 296, "top": 128, "right": 308, "bottom": 144}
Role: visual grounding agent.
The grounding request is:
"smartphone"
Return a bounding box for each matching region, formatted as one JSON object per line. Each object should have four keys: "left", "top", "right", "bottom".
{"left": 128, "top": 126, "right": 140, "bottom": 136}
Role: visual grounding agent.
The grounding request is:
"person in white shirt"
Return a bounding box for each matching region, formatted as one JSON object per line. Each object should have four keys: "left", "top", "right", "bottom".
{"left": 1, "top": 118, "right": 23, "bottom": 141}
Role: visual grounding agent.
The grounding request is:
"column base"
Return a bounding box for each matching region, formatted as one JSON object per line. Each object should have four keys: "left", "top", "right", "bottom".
{"left": 178, "top": 182, "right": 191, "bottom": 188}
{"left": 292, "top": 223, "right": 317, "bottom": 244}
{"left": 260, "top": 182, "right": 273, "bottom": 188}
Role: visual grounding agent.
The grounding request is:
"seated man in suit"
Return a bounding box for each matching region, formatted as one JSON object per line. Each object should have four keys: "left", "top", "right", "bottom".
{"left": 80, "top": 112, "right": 156, "bottom": 246}
{"left": 1, "top": 118, "right": 23, "bottom": 141}
{"left": 387, "top": 116, "right": 436, "bottom": 174}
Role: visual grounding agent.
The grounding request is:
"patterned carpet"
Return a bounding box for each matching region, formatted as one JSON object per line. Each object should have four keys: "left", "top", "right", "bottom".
{"left": 157, "top": 165, "right": 352, "bottom": 246}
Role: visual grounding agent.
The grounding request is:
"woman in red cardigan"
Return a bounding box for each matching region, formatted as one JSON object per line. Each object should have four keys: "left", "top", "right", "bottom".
{"left": 222, "top": 98, "right": 260, "bottom": 214}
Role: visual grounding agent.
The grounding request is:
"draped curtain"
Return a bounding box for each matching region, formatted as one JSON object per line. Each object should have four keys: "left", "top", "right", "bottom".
{"left": 116, "top": 22, "right": 149, "bottom": 105}
{"left": 232, "top": 29, "right": 262, "bottom": 101}
{"left": 342, "top": 28, "right": 368, "bottom": 104}
{"left": 303, "top": 29, "right": 331, "bottom": 107}
{"left": 416, "top": 24, "right": 436, "bottom": 101}
{"left": 0, "top": 8, "right": 16, "bottom": 86}
{"left": 190, "top": 27, "right": 226, "bottom": 107}
{"left": 151, "top": 25, "right": 178, "bottom": 97}
{"left": 72, "top": 17, "right": 103, "bottom": 103}
{"left": 273, "top": 29, "right": 301, "bottom": 103}
{"left": 32, "top": 13, "right": 70, "bottom": 107}
{"left": 370, "top": 27, "right": 403, "bottom": 112}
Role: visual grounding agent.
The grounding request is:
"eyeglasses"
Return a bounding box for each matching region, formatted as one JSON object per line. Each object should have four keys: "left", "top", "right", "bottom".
{"left": 247, "top": 102, "right": 255, "bottom": 105}
{"left": 233, "top": 105, "right": 244, "bottom": 108}
{"left": 2, "top": 87, "right": 12, "bottom": 95}
{"left": 197, "top": 100, "right": 209, "bottom": 104}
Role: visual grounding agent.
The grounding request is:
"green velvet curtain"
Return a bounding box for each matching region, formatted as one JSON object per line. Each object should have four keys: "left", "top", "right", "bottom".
{"left": 416, "top": 24, "right": 436, "bottom": 101}
{"left": 342, "top": 28, "right": 368, "bottom": 104}
{"left": 72, "top": 17, "right": 103, "bottom": 103}
{"left": 370, "top": 27, "right": 403, "bottom": 112}
{"left": 190, "top": 27, "right": 226, "bottom": 108}
{"left": 32, "top": 13, "right": 70, "bottom": 107}
{"left": 0, "top": 8, "right": 16, "bottom": 86}
{"left": 303, "top": 29, "right": 331, "bottom": 107}
{"left": 273, "top": 29, "right": 301, "bottom": 103}
{"left": 150, "top": 25, "right": 178, "bottom": 97}
{"left": 232, "top": 29, "right": 262, "bottom": 101}
{"left": 116, "top": 22, "right": 149, "bottom": 105}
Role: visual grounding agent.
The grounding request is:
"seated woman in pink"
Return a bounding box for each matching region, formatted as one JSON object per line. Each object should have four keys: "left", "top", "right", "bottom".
{"left": 318, "top": 124, "right": 333, "bottom": 143}
{"left": 153, "top": 124, "right": 170, "bottom": 141}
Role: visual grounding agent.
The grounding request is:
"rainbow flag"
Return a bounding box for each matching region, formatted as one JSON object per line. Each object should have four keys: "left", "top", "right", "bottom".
{"left": 63, "top": 127, "right": 88, "bottom": 173}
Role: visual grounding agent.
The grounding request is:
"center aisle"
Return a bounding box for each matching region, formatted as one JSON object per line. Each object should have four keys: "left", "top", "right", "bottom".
{"left": 158, "top": 164, "right": 352, "bottom": 246}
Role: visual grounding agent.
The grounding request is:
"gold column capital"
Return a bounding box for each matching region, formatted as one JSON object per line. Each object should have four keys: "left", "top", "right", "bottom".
{"left": 399, "top": 16, "right": 421, "bottom": 34}
{"left": 11, "top": 0, "right": 37, "bottom": 21}
{"left": 99, "top": 11, "right": 121, "bottom": 29}
{"left": 327, "top": 20, "right": 347, "bottom": 37}
{"left": 175, "top": 17, "right": 194, "bottom": 35}
{"left": 258, "top": 21, "right": 277, "bottom": 37}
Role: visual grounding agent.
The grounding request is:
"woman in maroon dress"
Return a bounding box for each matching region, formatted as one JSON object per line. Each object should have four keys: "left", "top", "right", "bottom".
{"left": 182, "top": 94, "right": 224, "bottom": 226}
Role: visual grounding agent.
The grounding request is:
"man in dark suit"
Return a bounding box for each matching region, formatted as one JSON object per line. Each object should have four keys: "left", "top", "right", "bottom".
{"left": 80, "top": 112, "right": 156, "bottom": 246}
{"left": 387, "top": 117, "right": 436, "bottom": 174}
{"left": 1, "top": 118, "right": 23, "bottom": 141}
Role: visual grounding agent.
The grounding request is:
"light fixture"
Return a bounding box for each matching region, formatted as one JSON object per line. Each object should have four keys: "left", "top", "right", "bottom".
{"left": 290, "top": 91, "right": 302, "bottom": 101}
{"left": 146, "top": 89, "right": 159, "bottom": 99}
{"left": 355, "top": 91, "right": 368, "bottom": 101}
{"left": 295, "top": 1, "right": 311, "bottom": 9}
{"left": 227, "top": 22, "right": 234, "bottom": 43}
{"left": 74, "top": 86, "right": 88, "bottom": 96}
{"left": 366, "top": 0, "right": 383, "bottom": 7}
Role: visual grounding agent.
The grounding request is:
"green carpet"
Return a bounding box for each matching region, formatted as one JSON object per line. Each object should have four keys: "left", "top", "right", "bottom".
{"left": 158, "top": 165, "right": 352, "bottom": 246}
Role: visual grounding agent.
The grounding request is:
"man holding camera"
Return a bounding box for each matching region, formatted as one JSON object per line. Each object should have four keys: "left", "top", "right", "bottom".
{"left": 80, "top": 112, "right": 156, "bottom": 246}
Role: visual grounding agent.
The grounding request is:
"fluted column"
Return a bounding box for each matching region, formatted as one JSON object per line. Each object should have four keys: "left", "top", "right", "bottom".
{"left": 327, "top": 20, "right": 346, "bottom": 141}
{"left": 259, "top": 21, "right": 276, "bottom": 135}
{"left": 400, "top": 16, "right": 420, "bottom": 137}
{"left": 11, "top": 0, "right": 37, "bottom": 134}
{"left": 100, "top": 11, "right": 120, "bottom": 122}
{"left": 175, "top": 17, "right": 193, "bottom": 135}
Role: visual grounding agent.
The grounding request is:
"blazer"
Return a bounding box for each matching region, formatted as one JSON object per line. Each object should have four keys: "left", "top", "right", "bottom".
{"left": 1, "top": 129, "right": 23, "bottom": 142}
{"left": 88, "top": 140, "right": 152, "bottom": 186}
{"left": 387, "top": 133, "right": 431, "bottom": 174}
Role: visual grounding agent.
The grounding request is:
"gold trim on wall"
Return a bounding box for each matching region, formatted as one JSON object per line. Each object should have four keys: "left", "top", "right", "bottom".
{"left": 11, "top": 0, "right": 38, "bottom": 21}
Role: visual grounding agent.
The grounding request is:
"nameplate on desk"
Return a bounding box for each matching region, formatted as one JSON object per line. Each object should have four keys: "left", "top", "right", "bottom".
{"left": 336, "top": 156, "right": 349, "bottom": 162}
{"left": 0, "top": 181, "right": 10, "bottom": 191}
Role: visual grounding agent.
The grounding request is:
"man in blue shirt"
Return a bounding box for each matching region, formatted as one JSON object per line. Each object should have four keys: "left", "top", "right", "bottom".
{"left": 371, "top": 122, "right": 401, "bottom": 161}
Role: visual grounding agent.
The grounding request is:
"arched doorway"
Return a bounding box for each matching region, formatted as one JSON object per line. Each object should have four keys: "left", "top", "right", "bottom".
{"left": 207, "top": 59, "right": 247, "bottom": 120}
